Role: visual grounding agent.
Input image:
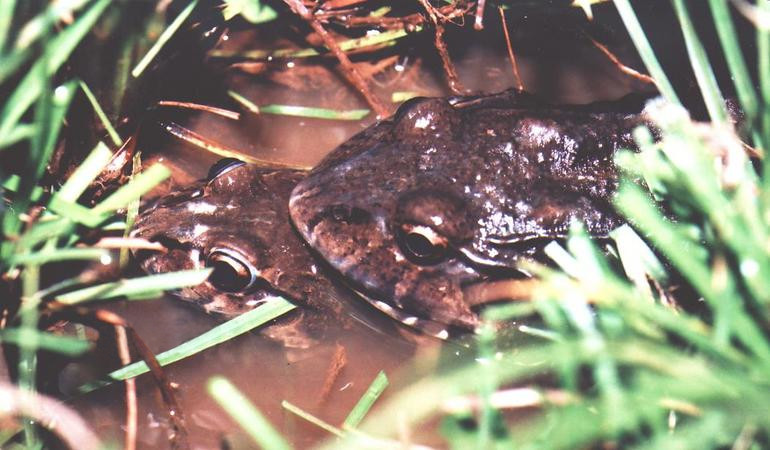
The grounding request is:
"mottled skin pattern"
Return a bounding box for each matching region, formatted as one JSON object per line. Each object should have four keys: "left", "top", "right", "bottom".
{"left": 289, "top": 89, "right": 650, "bottom": 335}
{"left": 132, "top": 165, "right": 351, "bottom": 348}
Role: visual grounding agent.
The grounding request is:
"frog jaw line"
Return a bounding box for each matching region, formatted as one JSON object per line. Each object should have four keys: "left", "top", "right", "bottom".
{"left": 351, "top": 287, "right": 451, "bottom": 340}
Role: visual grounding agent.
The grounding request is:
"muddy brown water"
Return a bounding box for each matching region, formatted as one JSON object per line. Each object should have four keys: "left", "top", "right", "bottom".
{"left": 62, "top": 8, "right": 670, "bottom": 448}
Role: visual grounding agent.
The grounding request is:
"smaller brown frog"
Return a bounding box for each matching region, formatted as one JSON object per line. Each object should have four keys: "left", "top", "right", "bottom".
{"left": 132, "top": 160, "right": 395, "bottom": 348}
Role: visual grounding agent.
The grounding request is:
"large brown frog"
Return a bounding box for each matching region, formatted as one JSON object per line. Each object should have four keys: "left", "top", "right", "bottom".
{"left": 131, "top": 160, "right": 396, "bottom": 348}
{"left": 289, "top": 90, "right": 651, "bottom": 337}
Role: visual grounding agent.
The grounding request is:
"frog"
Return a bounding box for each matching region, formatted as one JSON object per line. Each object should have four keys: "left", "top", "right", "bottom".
{"left": 289, "top": 89, "right": 652, "bottom": 338}
{"left": 131, "top": 159, "right": 396, "bottom": 348}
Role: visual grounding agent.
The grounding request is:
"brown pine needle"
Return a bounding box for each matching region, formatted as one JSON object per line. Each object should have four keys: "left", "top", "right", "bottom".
{"left": 157, "top": 101, "right": 240, "bottom": 120}
{"left": 160, "top": 121, "right": 310, "bottom": 169}
{"left": 588, "top": 34, "right": 656, "bottom": 85}
{"left": 283, "top": 0, "right": 387, "bottom": 118}
{"left": 418, "top": 0, "right": 465, "bottom": 94}
{"left": 115, "top": 326, "right": 137, "bottom": 450}
{"left": 474, "top": 0, "right": 486, "bottom": 30}
{"left": 499, "top": 6, "right": 524, "bottom": 92}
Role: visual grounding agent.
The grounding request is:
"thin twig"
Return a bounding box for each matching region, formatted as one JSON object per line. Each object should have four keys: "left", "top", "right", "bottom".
{"left": 474, "top": 0, "right": 486, "bottom": 30}
{"left": 283, "top": 0, "right": 387, "bottom": 118}
{"left": 156, "top": 101, "right": 240, "bottom": 120}
{"left": 115, "top": 326, "right": 137, "bottom": 450}
{"left": 463, "top": 279, "right": 541, "bottom": 306}
{"left": 44, "top": 306, "right": 191, "bottom": 450}
{"left": 418, "top": 0, "right": 465, "bottom": 94}
{"left": 498, "top": 6, "right": 523, "bottom": 91}
{"left": 318, "top": 343, "right": 347, "bottom": 405}
{"left": 0, "top": 346, "right": 11, "bottom": 384}
{"left": 442, "top": 387, "right": 576, "bottom": 413}
{"left": 587, "top": 34, "right": 655, "bottom": 85}
{"left": 321, "top": 3, "right": 469, "bottom": 29}
{"left": 93, "top": 309, "right": 190, "bottom": 450}
{"left": 92, "top": 237, "right": 166, "bottom": 251}
{"left": 160, "top": 121, "right": 310, "bottom": 169}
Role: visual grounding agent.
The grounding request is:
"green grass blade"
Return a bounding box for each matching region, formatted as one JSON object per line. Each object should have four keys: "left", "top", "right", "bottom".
{"left": 14, "top": 218, "right": 75, "bottom": 254}
{"left": 0, "top": 123, "right": 36, "bottom": 149}
{"left": 78, "top": 81, "right": 121, "bottom": 146}
{"left": 759, "top": 0, "right": 770, "bottom": 213}
{"left": 342, "top": 370, "right": 389, "bottom": 429}
{"left": 544, "top": 241, "right": 581, "bottom": 278}
{"left": 56, "top": 141, "right": 113, "bottom": 202}
{"left": 210, "top": 27, "right": 415, "bottom": 60}
{"left": 760, "top": 1, "right": 770, "bottom": 152}
{"left": 610, "top": 224, "right": 668, "bottom": 302}
{"left": 392, "top": 92, "right": 420, "bottom": 103}
{"left": 0, "top": 48, "right": 31, "bottom": 85}
{"left": 671, "top": 0, "right": 728, "bottom": 124}
{"left": 36, "top": 81, "right": 78, "bottom": 178}
{"left": 93, "top": 163, "right": 170, "bottom": 213}
{"left": 0, "top": 0, "right": 111, "bottom": 141}
{"left": 707, "top": 0, "right": 758, "bottom": 121}
{"left": 611, "top": 224, "right": 667, "bottom": 281}
{"left": 282, "top": 401, "right": 345, "bottom": 437}
{"left": 2, "top": 175, "right": 22, "bottom": 192}
{"left": 228, "top": 91, "right": 369, "bottom": 120}
{"left": 222, "top": 0, "right": 278, "bottom": 23}
{"left": 14, "top": 0, "right": 90, "bottom": 50}
{"left": 9, "top": 248, "right": 109, "bottom": 266}
{"left": 79, "top": 296, "right": 296, "bottom": 392}
{"left": 0, "top": 328, "right": 91, "bottom": 356}
{"left": 55, "top": 268, "right": 212, "bottom": 304}
{"left": 259, "top": 105, "right": 369, "bottom": 121}
{"left": 208, "top": 376, "right": 292, "bottom": 450}
{"left": 4, "top": 59, "right": 57, "bottom": 241}
{"left": 0, "top": 0, "right": 16, "bottom": 52}
{"left": 48, "top": 197, "right": 109, "bottom": 227}
{"left": 131, "top": 0, "right": 198, "bottom": 78}
{"left": 612, "top": 0, "right": 680, "bottom": 105}
{"left": 120, "top": 152, "right": 143, "bottom": 268}
{"left": 616, "top": 183, "right": 770, "bottom": 363}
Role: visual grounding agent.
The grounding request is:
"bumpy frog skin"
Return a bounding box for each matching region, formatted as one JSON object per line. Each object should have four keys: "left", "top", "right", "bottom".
{"left": 289, "top": 90, "right": 650, "bottom": 336}
{"left": 132, "top": 163, "right": 352, "bottom": 348}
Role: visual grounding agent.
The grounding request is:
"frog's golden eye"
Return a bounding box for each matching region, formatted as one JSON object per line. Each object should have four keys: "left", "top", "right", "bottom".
{"left": 206, "top": 248, "right": 257, "bottom": 292}
{"left": 397, "top": 224, "right": 449, "bottom": 265}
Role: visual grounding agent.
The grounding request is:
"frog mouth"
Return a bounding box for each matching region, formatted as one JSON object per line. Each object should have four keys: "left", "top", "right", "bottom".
{"left": 344, "top": 284, "right": 481, "bottom": 340}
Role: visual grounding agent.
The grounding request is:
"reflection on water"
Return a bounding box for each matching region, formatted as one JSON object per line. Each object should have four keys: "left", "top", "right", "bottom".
{"left": 71, "top": 295, "right": 421, "bottom": 449}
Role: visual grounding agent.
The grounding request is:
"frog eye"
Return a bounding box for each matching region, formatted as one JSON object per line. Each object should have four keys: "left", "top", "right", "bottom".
{"left": 205, "top": 248, "right": 257, "bottom": 292}
{"left": 397, "top": 224, "right": 449, "bottom": 265}
{"left": 207, "top": 158, "right": 245, "bottom": 181}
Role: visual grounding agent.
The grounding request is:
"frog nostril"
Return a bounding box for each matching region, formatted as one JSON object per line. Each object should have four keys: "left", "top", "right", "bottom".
{"left": 328, "top": 204, "right": 369, "bottom": 224}
{"left": 330, "top": 204, "right": 353, "bottom": 222}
